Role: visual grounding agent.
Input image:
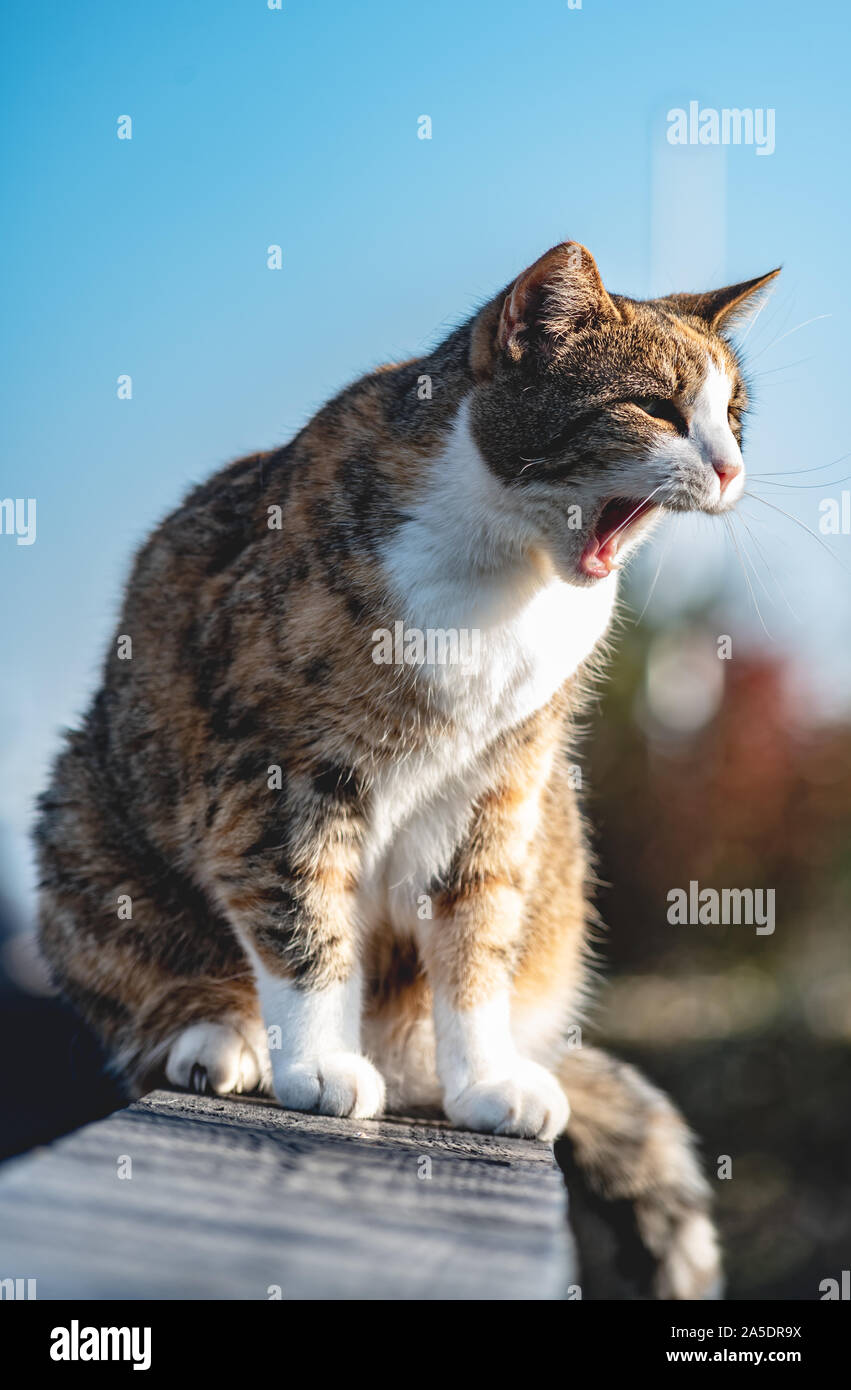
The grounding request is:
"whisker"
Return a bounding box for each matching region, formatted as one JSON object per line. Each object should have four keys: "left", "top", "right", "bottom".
{"left": 743, "top": 491, "right": 851, "bottom": 575}
{"left": 743, "top": 473, "right": 851, "bottom": 491}
{"left": 633, "top": 521, "right": 675, "bottom": 625}
{"left": 604, "top": 483, "right": 670, "bottom": 542}
{"left": 723, "top": 514, "right": 774, "bottom": 639}
{"left": 747, "top": 314, "right": 831, "bottom": 363}
{"left": 733, "top": 510, "right": 802, "bottom": 623}
{"left": 730, "top": 513, "right": 776, "bottom": 608}
{"left": 750, "top": 450, "right": 851, "bottom": 480}
{"left": 748, "top": 355, "right": 813, "bottom": 380}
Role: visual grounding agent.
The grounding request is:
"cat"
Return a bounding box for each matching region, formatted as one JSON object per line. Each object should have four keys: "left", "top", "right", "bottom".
{"left": 35, "top": 241, "right": 778, "bottom": 1299}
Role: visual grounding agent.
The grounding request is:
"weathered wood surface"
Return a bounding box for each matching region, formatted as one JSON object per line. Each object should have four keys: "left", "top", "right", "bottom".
{"left": 0, "top": 1089, "right": 574, "bottom": 1299}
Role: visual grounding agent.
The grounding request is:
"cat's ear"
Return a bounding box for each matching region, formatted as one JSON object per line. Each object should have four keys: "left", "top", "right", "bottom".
{"left": 662, "top": 268, "right": 781, "bottom": 332}
{"left": 472, "top": 242, "right": 619, "bottom": 375}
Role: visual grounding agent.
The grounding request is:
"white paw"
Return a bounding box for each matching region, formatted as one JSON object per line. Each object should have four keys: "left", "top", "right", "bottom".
{"left": 272, "top": 1052, "right": 386, "bottom": 1119}
{"left": 165, "top": 1021, "right": 261, "bottom": 1095}
{"left": 445, "top": 1059, "right": 569, "bottom": 1143}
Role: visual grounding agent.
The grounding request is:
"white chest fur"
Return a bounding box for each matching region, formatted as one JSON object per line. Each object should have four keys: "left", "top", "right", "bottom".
{"left": 360, "top": 402, "right": 617, "bottom": 930}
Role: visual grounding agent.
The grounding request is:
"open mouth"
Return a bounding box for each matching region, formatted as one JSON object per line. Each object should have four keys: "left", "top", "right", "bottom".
{"left": 580, "top": 496, "right": 660, "bottom": 579}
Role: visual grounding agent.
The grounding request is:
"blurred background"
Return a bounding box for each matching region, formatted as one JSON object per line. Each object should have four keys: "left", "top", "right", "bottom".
{"left": 1, "top": 0, "right": 849, "bottom": 1298}
{"left": 587, "top": 586, "right": 851, "bottom": 1299}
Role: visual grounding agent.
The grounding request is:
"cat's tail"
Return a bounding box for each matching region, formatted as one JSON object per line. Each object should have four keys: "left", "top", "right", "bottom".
{"left": 553, "top": 1046, "right": 722, "bottom": 1300}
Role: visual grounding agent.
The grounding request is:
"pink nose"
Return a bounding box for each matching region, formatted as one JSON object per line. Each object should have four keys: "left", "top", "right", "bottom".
{"left": 713, "top": 457, "right": 742, "bottom": 495}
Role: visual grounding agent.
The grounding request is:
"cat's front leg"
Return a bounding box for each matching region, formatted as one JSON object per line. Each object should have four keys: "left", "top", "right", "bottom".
{"left": 251, "top": 967, "right": 384, "bottom": 1119}
{"left": 433, "top": 988, "right": 568, "bottom": 1142}
{"left": 206, "top": 770, "right": 385, "bottom": 1119}
{"left": 422, "top": 744, "right": 569, "bottom": 1143}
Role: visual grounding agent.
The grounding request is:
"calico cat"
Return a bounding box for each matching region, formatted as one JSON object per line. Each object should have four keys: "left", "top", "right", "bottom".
{"left": 35, "top": 241, "right": 778, "bottom": 1299}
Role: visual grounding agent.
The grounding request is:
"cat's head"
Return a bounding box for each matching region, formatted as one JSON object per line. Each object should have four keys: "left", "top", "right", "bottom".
{"left": 467, "top": 242, "right": 779, "bottom": 585}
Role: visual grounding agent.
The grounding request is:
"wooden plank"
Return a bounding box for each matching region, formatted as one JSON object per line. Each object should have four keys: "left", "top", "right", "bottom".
{"left": 0, "top": 1089, "right": 574, "bottom": 1300}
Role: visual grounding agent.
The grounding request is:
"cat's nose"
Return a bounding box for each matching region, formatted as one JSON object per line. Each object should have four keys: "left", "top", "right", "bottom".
{"left": 713, "top": 456, "right": 743, "bottom": 497}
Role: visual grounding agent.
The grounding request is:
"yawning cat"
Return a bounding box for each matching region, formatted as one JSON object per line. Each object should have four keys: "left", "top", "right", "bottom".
{"left": 35, "top": 241, "right": 778, "bottom": 1298}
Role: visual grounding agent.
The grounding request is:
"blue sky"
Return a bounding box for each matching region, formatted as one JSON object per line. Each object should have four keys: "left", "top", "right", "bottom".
{"left": 2, "top": 0, "right": 850, "bottom": 918}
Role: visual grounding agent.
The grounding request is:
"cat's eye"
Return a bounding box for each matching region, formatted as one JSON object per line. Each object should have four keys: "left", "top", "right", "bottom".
{"left": 632, "top": 397, "right": 688, "bottom": 435}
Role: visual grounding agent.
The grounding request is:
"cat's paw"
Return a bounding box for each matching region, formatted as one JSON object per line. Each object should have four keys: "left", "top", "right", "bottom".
{"left": 165, "top": 1021, "right": 261, "bottom": 1095}
{"left": 445, "top": 1059, "right": 569, "bottom": 1143}
{"left": 272, "top": 1052, "right": 386, "bottom": 1119}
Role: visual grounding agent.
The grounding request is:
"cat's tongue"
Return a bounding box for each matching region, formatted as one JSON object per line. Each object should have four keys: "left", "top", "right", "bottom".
{"left": 581, "top": 498, "right": 651, "bottom": 579}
